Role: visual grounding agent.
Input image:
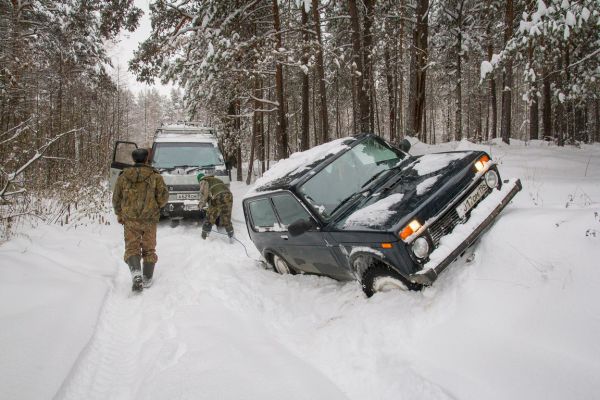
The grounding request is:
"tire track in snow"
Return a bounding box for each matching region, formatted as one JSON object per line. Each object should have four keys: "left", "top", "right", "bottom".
{"left": 54, "top": 241, "right": 154, "bottom": 400}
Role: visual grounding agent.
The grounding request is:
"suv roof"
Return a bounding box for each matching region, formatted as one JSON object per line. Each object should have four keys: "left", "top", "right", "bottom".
{"left": 154, "top": 122, "right": 218, "bottom": 144}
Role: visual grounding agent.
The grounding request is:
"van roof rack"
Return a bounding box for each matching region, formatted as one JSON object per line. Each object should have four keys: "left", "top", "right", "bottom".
{"left": 160, "top": 121, "right": 207, "bottom": 127}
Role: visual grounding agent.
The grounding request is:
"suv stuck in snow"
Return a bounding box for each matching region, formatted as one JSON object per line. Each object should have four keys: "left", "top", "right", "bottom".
{"left": 243, "top": 134, "right": 521, "bottom": 297}
{"left": 110, "top": 122, "right": 230, "bottom": 223}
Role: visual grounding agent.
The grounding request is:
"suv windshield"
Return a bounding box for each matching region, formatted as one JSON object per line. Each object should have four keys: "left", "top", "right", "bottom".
{"left": 152, "top": 142, "right": 224, "bottom": 169}
{"left": 298, "top": 137, "right": 406, "bottom": 220}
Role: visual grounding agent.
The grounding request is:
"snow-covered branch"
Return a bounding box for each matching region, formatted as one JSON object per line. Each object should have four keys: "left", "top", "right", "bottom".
{"left": 1, "top": 127, "right": 82, "bottom": 200}
{"left": 248, "top": 94, "right": 280, "bottom": 107}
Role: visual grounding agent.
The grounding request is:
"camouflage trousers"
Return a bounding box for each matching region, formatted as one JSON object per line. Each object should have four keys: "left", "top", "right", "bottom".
{"left": 204, "top": 192, "right": 233, "bottom": 234}
{"left": 123, "top": 220, "right": 158, "bottom": 263}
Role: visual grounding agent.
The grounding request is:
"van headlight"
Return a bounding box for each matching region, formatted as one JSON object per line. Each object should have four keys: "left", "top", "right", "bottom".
{"left": 484, "top": 170, "right": 499, "bottom": 188}
{"left": 412, "top": 237, "right": 430, "bottom": 259}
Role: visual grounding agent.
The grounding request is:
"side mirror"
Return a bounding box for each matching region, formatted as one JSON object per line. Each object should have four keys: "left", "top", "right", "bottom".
{"left": 288, "top": 218, "right": 315, "bottom": 237}
{"left": 399, "top": 138, "right": 411, "bottom": 153}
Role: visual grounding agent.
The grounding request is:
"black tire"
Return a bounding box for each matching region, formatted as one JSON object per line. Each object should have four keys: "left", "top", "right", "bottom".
{"left": 270, "top": 254, "right": 296, "bottom": 275}
{"left": 361, "top": 263, "right": 422, "bottom": 297}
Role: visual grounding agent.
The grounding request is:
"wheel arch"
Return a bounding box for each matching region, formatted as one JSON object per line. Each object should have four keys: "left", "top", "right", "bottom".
{"left": 349, "top": 251, "right": 408, "bottom": 283}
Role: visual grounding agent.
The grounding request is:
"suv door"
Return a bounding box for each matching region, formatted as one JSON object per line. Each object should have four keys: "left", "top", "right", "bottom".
{"left": 109, "top": 141, "right": 138, "bottom": 190}
{"left": 270, "top": 193, "right": 352, "bottom": 280}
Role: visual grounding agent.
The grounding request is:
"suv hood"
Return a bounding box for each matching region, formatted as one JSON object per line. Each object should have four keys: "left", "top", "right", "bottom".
{"left": 335, "top": 151, "right": 485, "bottom": 232}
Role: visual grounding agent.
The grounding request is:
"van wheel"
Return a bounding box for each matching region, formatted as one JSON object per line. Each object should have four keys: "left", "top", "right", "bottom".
{"left": 361, "top": 264, "right": 421, "bottom": 297}
{"left": 271, "top": 254, "right": 295, "bottom": 275}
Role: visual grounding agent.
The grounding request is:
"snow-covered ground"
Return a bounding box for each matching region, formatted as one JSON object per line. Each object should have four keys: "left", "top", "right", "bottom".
{"left": 1, "top": 139, "right": 600, "bottom": 400}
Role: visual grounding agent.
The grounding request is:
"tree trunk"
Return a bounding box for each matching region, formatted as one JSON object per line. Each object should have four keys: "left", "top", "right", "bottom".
{"left": 487, "top": 39, "right": 497, "bottom": 140}
{"left": 594, "top": 100, "right": 600, "bottom": 143}
{"left": 412, "top": 0, "right": 429, "bottom": 140}
{"left": 348, "top": 0, "right": 369, "bottom": 134}
{"left": 500, "top": 0, "right": 513, "bottom": 145}
{"left": 542, "top": 63, "right": 552, "bottom": 140}
{"left": 384, "top": 47, "right": 396, "bottom": 142}
{"left": 311, "top": 0, "right": 329, "bottom": 143}
{"left": 272, "top": 0, "right": 288, "bottom": 159}
{"left": 247, "top": 79, "right": 262, "bottom": 185}
{"left": 300, "top": 4, "right": 310, "bottom": 151}
{"left": 529, "top": 90, "right": 539, "bottom": 141}
{"left": 455, "top": 30, "right": 463, "bottom": 141}
{"left": 363, "top": 0, "right": 375, "bottom": 133}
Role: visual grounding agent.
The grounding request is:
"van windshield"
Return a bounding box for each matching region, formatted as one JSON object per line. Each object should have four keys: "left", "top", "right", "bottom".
{"left": 152, "top": 142, "right": 225, "bottom": 169}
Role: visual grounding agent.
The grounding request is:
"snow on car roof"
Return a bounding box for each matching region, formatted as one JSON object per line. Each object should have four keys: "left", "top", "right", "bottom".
{"left": 247, "top": 136, "right": 356, "bottom": 196}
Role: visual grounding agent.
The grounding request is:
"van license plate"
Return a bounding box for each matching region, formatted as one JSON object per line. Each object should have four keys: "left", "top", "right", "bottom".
{"left": 176, "top": 193, "right": 199, "bottom": 200}
{"left": 456, "top": 181, "right": 488, "bottom": 219}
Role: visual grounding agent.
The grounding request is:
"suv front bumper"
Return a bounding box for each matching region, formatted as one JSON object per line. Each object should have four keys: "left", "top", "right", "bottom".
{"left": 409, "top": 178, "right": 522, "bottom": 286}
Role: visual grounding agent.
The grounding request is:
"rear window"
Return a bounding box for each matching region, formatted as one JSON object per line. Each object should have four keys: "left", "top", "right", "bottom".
{"left": 248, "top": 199, "right": 278, "bottom": 230}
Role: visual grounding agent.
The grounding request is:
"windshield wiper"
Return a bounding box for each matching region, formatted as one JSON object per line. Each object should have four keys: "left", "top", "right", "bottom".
{"left": 329, "top": 188, "right": 371, "bottom": 216}
{"left": 361, "top": 168, "right": 391, "bottom": 188}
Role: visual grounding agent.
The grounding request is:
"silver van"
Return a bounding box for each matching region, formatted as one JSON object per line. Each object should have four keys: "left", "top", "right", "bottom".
{"left": 110, "top": 122, "right": 231, "bottom": 223}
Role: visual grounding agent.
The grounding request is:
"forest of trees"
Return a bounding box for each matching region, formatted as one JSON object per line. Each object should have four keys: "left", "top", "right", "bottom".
{"left": 1, "top": 0, "right": 599, "bottom": 236}
{"left": 131, "top": 0, "right": 600, "bottom": 177}
{"left": 0, "top": 0, "right": 183, "bottom": 236}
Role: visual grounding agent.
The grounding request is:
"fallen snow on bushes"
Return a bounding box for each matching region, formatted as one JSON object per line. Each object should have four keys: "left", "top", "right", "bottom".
{"left": 1, "top": 138, "right": 600, "bottom": 400}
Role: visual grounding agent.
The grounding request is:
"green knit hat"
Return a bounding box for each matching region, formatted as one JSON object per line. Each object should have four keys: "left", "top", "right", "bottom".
{"left": 196, "top": 172, "right": 205, "bottom": 181}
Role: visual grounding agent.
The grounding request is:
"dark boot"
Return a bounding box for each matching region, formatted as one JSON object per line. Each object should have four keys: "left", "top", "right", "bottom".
{"left": 143, "top": 262, "right": 155, "bottom": 288}
{"left": 201, "top": 222, "right": 211, "bottom": 240}
{"left": 126, "top": 256, "right": 143, "bottom": 292}
{"left": 226, "top": 227, "right": 234, "bottom": 243}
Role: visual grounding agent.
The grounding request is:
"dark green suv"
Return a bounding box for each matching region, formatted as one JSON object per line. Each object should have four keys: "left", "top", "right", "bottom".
{"left": 243, "top": 134, "right": 521, "bottom": 297}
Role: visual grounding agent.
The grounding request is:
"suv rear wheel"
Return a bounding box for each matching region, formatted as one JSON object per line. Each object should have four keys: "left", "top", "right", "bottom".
{"left": 362, "top": 264, "right": 421, "bottom": 297}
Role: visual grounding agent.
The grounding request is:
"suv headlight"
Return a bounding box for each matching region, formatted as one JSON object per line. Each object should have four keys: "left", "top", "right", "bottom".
{"left": 484, "top": 170, "right": 499, "bottom": 188}
{"left": 412, "top": 237, "right": 430, "bottom": 259}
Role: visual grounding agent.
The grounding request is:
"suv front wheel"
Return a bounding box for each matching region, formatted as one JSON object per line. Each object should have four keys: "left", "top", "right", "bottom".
{"left": 271, "top": 254, "right": 295, "bottom": 275}
{"left": 362, "top": 263, "right": 422, "bottom": 297}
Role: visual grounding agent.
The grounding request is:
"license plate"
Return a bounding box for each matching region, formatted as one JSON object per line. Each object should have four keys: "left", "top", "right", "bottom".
{"left": 176, "top": 193, "right": 199, "bottom": 200}
{"left": 456, "top": 181, "right": 489, "bottom": 219}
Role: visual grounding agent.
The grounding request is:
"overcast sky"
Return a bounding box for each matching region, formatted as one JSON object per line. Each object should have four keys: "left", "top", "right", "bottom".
{"left": 107, "top": 0, "right": 175, "bottom": 96}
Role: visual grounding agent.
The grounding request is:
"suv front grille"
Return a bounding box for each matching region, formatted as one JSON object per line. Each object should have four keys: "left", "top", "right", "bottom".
{"left": 428, "top": 182, "right": 491, "bottom": 246}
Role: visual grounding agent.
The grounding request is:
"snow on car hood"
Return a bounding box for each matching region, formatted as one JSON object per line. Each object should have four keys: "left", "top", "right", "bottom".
{"left": 338, "top": 151, "right": 483, "bottom": 231}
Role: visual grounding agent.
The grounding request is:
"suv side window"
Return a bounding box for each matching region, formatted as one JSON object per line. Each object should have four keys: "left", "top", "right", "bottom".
{"left": 248, "top": 198, "right": 278, "bottom": 230}
{"left": 272, "top": 193, "right": 310, "bottom": 227}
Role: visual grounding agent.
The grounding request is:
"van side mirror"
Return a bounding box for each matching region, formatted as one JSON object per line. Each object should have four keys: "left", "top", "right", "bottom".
{"left": 288, "top": 218, "right": 315, "bottom": 237}
{"left": 399, "top": 138, "right": 411, "bottom": 153}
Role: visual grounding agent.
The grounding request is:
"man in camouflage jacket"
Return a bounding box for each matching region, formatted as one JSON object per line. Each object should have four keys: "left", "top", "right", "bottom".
{"left": 113, "top": 148, "right": 169, "bottom": 292}
{"left": 196, "top": 173, "right": 234, "bottom": 240}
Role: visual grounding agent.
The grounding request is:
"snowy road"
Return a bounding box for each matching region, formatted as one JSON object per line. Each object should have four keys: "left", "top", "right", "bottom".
{"left": 2, "top": 139, "right": 600, "bottom": 400}
{"left": 54, "top": 220, "right": 350, "bottom": 400}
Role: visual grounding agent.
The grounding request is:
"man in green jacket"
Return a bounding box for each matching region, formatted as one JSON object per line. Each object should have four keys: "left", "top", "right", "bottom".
{"left": 113, "top": 148, "right": 169, "bottom": 292}
{"left": 196, "top": 173, "right": 234, "bottom": 240}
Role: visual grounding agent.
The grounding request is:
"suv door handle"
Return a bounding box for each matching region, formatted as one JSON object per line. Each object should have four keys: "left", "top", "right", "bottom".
{"left": 280, "top": 234, "right": 289, "bottom": 240}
